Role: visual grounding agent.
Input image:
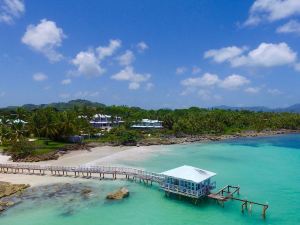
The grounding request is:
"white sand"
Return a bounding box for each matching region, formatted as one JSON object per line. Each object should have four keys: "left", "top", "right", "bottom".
{"left": 0, "top": 145, "right": 168, "bottom": 187}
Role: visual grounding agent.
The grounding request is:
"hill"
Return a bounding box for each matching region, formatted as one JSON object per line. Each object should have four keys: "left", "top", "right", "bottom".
{"left": 1, "top": 99, "right": 106, "bottom": 111}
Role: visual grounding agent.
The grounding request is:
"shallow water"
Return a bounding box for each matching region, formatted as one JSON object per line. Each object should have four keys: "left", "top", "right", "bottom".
{"left": 1, "top": 134, "right": 300, "bottom": 225}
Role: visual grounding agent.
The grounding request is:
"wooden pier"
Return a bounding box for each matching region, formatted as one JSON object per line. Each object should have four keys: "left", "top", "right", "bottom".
{"left": 0, "top": 163, "right": 268, "bottom": 219}
{"left": 0, "top": 163, "right": 165, "bottom": 185}
{"left": 208, "top": 185, "right": 269, "bottom": 219}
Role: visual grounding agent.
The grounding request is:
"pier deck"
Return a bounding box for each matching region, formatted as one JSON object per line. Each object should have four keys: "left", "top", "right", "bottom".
{"left": 208, "top": 185, "right": 269, "bottom": 219}
{"left": 0, "top": 163, "right": 165, "bottom": 184}
{"left": 0, "top": 163, "right": 268, "bottom": 219}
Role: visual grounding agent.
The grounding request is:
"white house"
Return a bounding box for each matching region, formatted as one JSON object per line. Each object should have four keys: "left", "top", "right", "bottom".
{"left": 131, "top": 119, "right": 163, "bottom": 129}
{"left": 90, "top": 114, "right": 123, "bottom": 129}
{"left": 160, "top": 165, "right": 216, "bottom": 198}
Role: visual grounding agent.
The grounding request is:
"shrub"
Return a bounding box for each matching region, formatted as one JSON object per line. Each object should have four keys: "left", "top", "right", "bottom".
{"left": 4, "top": 139, "right": 36, "bottom": 160}
{"left": 106, "top": 126, "right": 142, "bottom": 145}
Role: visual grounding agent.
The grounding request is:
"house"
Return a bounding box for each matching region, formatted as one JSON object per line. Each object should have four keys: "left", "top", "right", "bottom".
{"left": 0, "top": 118, "right": 27, "bottom": 125}
{"left": 90, "top": 114, "right": 123, "bottom": 129}
{"left": 131, "top": 119, "right": 163, "bottom": 129}
{"left": 160, "top": 165, "right": 216, "bottom": 198}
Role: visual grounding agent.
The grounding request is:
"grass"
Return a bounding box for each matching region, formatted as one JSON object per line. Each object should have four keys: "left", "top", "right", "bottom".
{"left": 31, "top": 139, "right": 69, "bottom": 156}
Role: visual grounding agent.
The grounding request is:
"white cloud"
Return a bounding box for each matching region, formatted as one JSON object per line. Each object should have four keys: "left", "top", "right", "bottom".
{"left": 33, "top": 72, "right": 48, "bottom": 82}
{"left": 245, "top": 87, "right": 261, "bottom": 94}
{"left": 205, "top": 42, "right": 297, "bottom": 68}
{"left": 277, "top": 20, "right": 300, "bottom": 35}
{"left": 71, "top": 39, "right": 121, "bottom": 77}
{"left": 0, "top": 0, "right": 25, "bottom": 24}
{"left": 22, "top": 19, "right": 66, "bottom": 62}
{"left": 117, "top": 50, "right": 135, "bottom": 66}
{"left": 181, "top": 73, "right": 250, "bottom": 96}
{"left": 232, "top": 43, "right": 297, "bottom": 67}
{"left": 128, "top": 82, "right": 140, "bottom": 90}
{"left": 71, "top": 50, "right": 105, "bottom": 77}
{"left": 111, "top": 66, "right": 151, "bottom": 90}
{"left": 175, "top": 66, "right": 187, "bottom": 75}
{"left": 181, "top": 73, "right": 220, "bottom": 87}
{"left": 61, "top": 78, "right": 71, "bottom": 85}
{"left": 267, "top": 88, "right": 282, "bottom": 95}
{"left": 96, "top": 39, "right": 121, "bottom": 60}
{"left": 220, "top": 74, "right": 250, "bottom": 89}
{"left": 244, "top": 0, "right": 300, "bottom": 26}
{"left": 137, "top": 41, "right": 149, "bottom": 52}
{"left": 204, "top": 46, "right": 246, "bottom": 63}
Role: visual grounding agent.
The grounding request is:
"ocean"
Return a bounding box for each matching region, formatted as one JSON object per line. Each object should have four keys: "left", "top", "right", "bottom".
{"left": 1, "top": 134, "right": 300, "bottom": 225}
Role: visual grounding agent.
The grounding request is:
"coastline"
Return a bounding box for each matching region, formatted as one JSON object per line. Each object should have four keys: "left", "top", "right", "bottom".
{"left": 136, "top": 129, "right": 300, "bottom": 146}
{"left": 0, "top": 130, "right": 298, "bottom": 188}
{"left": 0, "top": 145, "right": 167, "bottom": 187}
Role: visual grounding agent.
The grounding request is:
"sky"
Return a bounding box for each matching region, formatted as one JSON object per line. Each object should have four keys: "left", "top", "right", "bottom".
{"left": 1, "top": 0, "right": 300, "bottom": 109}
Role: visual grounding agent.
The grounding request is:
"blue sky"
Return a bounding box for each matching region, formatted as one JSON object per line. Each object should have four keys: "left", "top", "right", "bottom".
{"left": 1, "top": 0, "right": 300, "bottom": 109}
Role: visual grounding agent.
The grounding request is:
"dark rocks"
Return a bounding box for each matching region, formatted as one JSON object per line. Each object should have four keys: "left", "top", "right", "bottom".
{"left": 0, "top": 182, "right": 30, "bottom": 198}
{"left": 106, "top": 187, "right": 129, "bottom": 200}
{"left": 81, "top": 188, "right": 92, "bottom": 198}
{"left": 0, "top": 182, "right": 30, "bottom": 212}
{"left": 135, "top": 129, "right": 299, "bottom": 146}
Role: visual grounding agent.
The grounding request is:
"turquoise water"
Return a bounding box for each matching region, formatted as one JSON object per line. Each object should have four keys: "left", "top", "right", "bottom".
{"left": 1, "top": 134, "right": 300, "bottom": 225}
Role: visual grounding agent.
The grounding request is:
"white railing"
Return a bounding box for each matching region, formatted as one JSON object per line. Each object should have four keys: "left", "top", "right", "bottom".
{"left": 161, "top": 183, "right": 212, "bottom": 197}
{"left": 0, "top": 163, "right": 165, "bottom": 183}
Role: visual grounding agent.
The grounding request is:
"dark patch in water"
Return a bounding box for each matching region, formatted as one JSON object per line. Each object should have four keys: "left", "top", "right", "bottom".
{"left": 1, "top": 183, "right": 101, "bottom": 217}
{"left": 59, "top": 207, "right": 76, "bottom": 217}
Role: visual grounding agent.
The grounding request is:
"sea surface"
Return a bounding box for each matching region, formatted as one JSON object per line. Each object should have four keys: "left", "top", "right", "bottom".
{"left": 1, "top": 134, "right": 300, "bottom": 225}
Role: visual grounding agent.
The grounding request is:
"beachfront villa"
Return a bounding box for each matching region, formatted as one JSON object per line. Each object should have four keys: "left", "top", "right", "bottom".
{"left": 90, "top": 114, "right": 123, "bottom": 129}
{"left": 0, "top": 118, "right": 27, "bottom": 125}
{"left": 160, "top": 165, "right": 216, "bottom": 198}
{"left": 131, "top": 119, "right": 163, "bottom": 129}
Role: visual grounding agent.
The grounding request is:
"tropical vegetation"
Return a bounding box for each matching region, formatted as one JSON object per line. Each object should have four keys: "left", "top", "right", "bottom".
{"left": 1, "top": 99, "right": 300, "bottom": 159}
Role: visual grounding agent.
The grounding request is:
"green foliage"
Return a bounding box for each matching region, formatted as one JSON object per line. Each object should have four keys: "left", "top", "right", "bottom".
{"left": 103, "top": 126, "right": 142, "bottom": 145}
{"left": 4, "top": 139, "right": 36, "bottom": 160}
{"left": 2, "top": 100, "right": 300, "bottom": 152}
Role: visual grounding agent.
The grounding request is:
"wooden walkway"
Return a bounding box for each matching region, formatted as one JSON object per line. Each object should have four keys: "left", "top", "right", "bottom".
{"left": 0, "top": 163, "right": 165, "bottom": 185}
{"left": 0, "top": 163, "right": 268, "bottom": 219}
{"left": 208, "top": 185, "right": 269, "bottom": 219}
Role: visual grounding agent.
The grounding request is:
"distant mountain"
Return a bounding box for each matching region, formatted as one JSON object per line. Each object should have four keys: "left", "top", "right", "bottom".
{"left": 214, "top": 104, "right": 300, "bottom": 113}
{"left": 1, "top": 99, "right": 300, "bottom": 113}
{"left": 1, "top": 99, "right": 106, "bottom": 111}
{"left": 214, "top": 105, "right": 272, "bottom": 112}
{"left": 280, "top": 104, "right": 300, "bottom": 113}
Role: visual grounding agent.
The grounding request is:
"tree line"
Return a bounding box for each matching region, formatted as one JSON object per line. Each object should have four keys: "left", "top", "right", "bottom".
{"left": 1, "top": 104, "right": 300, "bottom": 147}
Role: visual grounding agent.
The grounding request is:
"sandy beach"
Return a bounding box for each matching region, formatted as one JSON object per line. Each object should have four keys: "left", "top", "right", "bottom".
{"left": 0, "top": 145, "right": 167, "bottom": 187}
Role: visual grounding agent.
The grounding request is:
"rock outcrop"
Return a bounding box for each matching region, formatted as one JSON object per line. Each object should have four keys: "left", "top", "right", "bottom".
{"left": 106, "top": 187, "right": 129, "bottom": 200}
{"left": 0, "top": 182, "right": 30, "bottom": 212}
{"left": 0, "top": 182, "right": 30, "bottom": 198}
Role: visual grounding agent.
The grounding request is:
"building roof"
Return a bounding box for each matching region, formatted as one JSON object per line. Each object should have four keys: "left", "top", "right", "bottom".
{"left": 160, "top": 165, "right": 216, "bottom": 183}
{"left": 93, "top": 114, "right": 111, "bottom": 119}
{"left": 141, "top": 119, "right": 162, "bottom": 123}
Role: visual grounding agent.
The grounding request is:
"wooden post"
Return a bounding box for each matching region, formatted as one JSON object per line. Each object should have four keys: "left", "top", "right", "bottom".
{"left": 262, "top": 206, "right": 267, "bottom": 219}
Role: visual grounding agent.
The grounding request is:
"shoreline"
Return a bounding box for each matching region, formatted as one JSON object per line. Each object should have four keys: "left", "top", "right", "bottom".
{"left": 0, "top": 130, "right": 298, "bottom": 188}
{"left": 0, "top": 145, "right": 167, "bottom": 187}
{"left": 135, "top": 129, "right": 299, "bottom": 146}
